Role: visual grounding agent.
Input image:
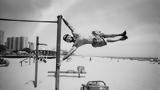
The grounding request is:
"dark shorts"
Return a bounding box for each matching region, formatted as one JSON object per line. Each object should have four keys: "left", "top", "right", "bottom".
{"left": 91, "top": 31, "right": 107, "bottom": 47}
{"left": 92, "top": 31, "right": 104, "bottom": 37}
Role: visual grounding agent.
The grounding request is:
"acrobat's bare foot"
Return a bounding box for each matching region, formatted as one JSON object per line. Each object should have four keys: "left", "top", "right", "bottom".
{"left": 119, "top": 35, "right": 128, "bottom": 40}
{"left": 120, "top": 30, "right": 127, "bottom": 36}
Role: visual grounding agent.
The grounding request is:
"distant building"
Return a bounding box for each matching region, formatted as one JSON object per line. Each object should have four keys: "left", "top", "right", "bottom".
{"left": 16, "top": 37, "right": 21, "bottom": 50}
{"left": 6, "top": 36, "right": 28, "bottom": 51}
{"left": 11, "top": 37, "right": 16, "bottom": 50}
{"left": 0, "top": 30, "right": 4, "bottom": 45}
{"left": 20, "top": 36, "right": 28, "bottom": 50}
{"left": 6, "top": 37, "right": 12, "bottom": 50}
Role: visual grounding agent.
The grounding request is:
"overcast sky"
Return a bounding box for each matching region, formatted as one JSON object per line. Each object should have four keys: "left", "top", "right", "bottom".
{"left": 0, "top": 0, "right": 160, "bottom": 57}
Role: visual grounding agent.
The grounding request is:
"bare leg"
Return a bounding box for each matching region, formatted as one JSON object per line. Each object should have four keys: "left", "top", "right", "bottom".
{"left": 107, "top": 39, "right": 121, "bottom": 42}
{"left": 102, "top": 34, "right": 122, "bottom": 38}
{"left": 102, "top": 31, "right": 126, "bottom": 38}
{"left": 106, "top": 35, "right": 128, "bottom": 42}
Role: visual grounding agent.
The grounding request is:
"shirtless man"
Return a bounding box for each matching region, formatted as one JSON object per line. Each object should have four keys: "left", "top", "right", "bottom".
{"left": 62, "top": 18, "right": 128, "bottom": 60}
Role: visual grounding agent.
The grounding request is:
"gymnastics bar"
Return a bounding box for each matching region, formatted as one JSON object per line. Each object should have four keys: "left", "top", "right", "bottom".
{"left": 0, "top": 18, "right": 57, "bottom": 23}
{"left": 55, "top": 15, "right": 62, "bottom": 90}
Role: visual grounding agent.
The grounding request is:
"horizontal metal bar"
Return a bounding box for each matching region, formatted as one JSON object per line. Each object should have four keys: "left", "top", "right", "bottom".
{"left": 48, "top": 71, "right": 87, "bottom": 74}
{"left": 0, "top": 18, "right": 57, "bottom": 23}
{"left": 48, "top": 75, "right": 85, "bottom": 78}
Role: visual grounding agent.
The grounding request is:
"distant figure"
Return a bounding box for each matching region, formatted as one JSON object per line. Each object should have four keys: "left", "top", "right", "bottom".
{"left": 90, "top": 57, "right": 92, "bottom": 61}
{"left": 62, "top": 18, "right": 128, "bottom": 60}
{"left": 40, "top": 57, "right": 47, "bottom": 63}
{"left": 43, "top": 59, "right": 47, "bottom": 63}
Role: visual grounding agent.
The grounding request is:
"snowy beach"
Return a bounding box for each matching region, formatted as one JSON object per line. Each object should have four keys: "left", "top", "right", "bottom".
{"left": 0, "top": 56, "right": 160, "bottom": 90}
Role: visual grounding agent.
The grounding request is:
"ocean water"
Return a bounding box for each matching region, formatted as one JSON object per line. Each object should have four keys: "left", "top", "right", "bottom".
{"left": 0, "top": 56, "right": 160, "bottom": 90}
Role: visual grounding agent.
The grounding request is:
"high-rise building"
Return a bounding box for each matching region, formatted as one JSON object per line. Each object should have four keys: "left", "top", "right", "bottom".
{"left": 7, "top": 37, "right": 12, "bottom": 50}
{"left": 6, "top": 36, "right": 29, "bottom": 51}
{"left": 16, "top": 37, "right": 21, "bottom": 50}
{"left": 20, "top": 36, "right": 28, "bottom": 50}
{"left": 11, "top": 37, "right": 16, "bottom": 50}
{"left": 0, "top": 30, "right": 4, "bottom": 45}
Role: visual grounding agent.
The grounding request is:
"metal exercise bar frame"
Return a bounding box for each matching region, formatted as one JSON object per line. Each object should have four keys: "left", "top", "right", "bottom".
{"left": 55, "top": 15, "right": 62, "bottom": 90}
{"left": 48, "top": 71, "right": 87, "bottom": 74}
{"left": 48, "top": 75, "right": 85, "bottom": 78}
{"left": 0, "top": 18, "right": 57, "bottom": 23}
{"left": 34, "top": 36, "right": 47, "bottom": 88}
{"left": 48, "top": 70, "right": 86, "bottom": 78}
{"left": 34, "top": 36, "right": 39, "bottom": 88}
{"left": 0, "top": 15, "right": 62, "bottom": 90}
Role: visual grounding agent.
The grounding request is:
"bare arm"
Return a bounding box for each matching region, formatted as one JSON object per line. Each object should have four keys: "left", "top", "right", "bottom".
{"left": 63, "top": 18, "right": 74, "bottom": 32}
{"left": 63, "top": 18, "right": 79, "bottom": 37}
{"left": 62, "top": 46, "right": 77, "bottom": 61}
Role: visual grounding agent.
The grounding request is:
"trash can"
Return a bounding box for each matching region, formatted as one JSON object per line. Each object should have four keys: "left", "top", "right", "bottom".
{"left": 81, "top": 81, "right": 109, "bottom": 90}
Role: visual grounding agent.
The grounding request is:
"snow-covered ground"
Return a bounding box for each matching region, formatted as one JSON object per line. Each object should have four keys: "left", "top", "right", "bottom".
{"left": 0, "top": 56, "right": 160, "bottom": 90}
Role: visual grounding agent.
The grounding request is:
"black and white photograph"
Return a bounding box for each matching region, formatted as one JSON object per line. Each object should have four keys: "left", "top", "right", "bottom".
{"left": 0, "top": 0, "right": 160, "bottom": 90}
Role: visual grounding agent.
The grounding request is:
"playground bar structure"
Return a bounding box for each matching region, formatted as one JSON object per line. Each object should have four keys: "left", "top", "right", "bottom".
{"left": 34, "top": 36, "right": 48, "bottom": 87}
{"left": 55, "top": 15, "right": 63, "bottom": 90}
{"left": 0, "top": 18, "right": 57, "bottom": 23}
{"left": 0, "top": 15, "right": 62, "bottom": 90}
{"left": 34, "top": 36, "right": 39, "bottom": 87}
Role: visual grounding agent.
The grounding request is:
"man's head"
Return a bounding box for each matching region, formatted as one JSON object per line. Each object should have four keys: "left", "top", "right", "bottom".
{"left": 63, "top": 34, "right": 75, "bottom": 43}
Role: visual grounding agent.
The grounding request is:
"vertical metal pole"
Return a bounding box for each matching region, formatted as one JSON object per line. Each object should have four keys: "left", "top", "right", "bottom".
{"left": 29, "top": 54, "right": 31, "bottom": 65}
{"left": 55, "top": 15, "right": 62, "bottom": 90}
{"left": 34, "top": 36, "right": 39, "bottom": 88}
